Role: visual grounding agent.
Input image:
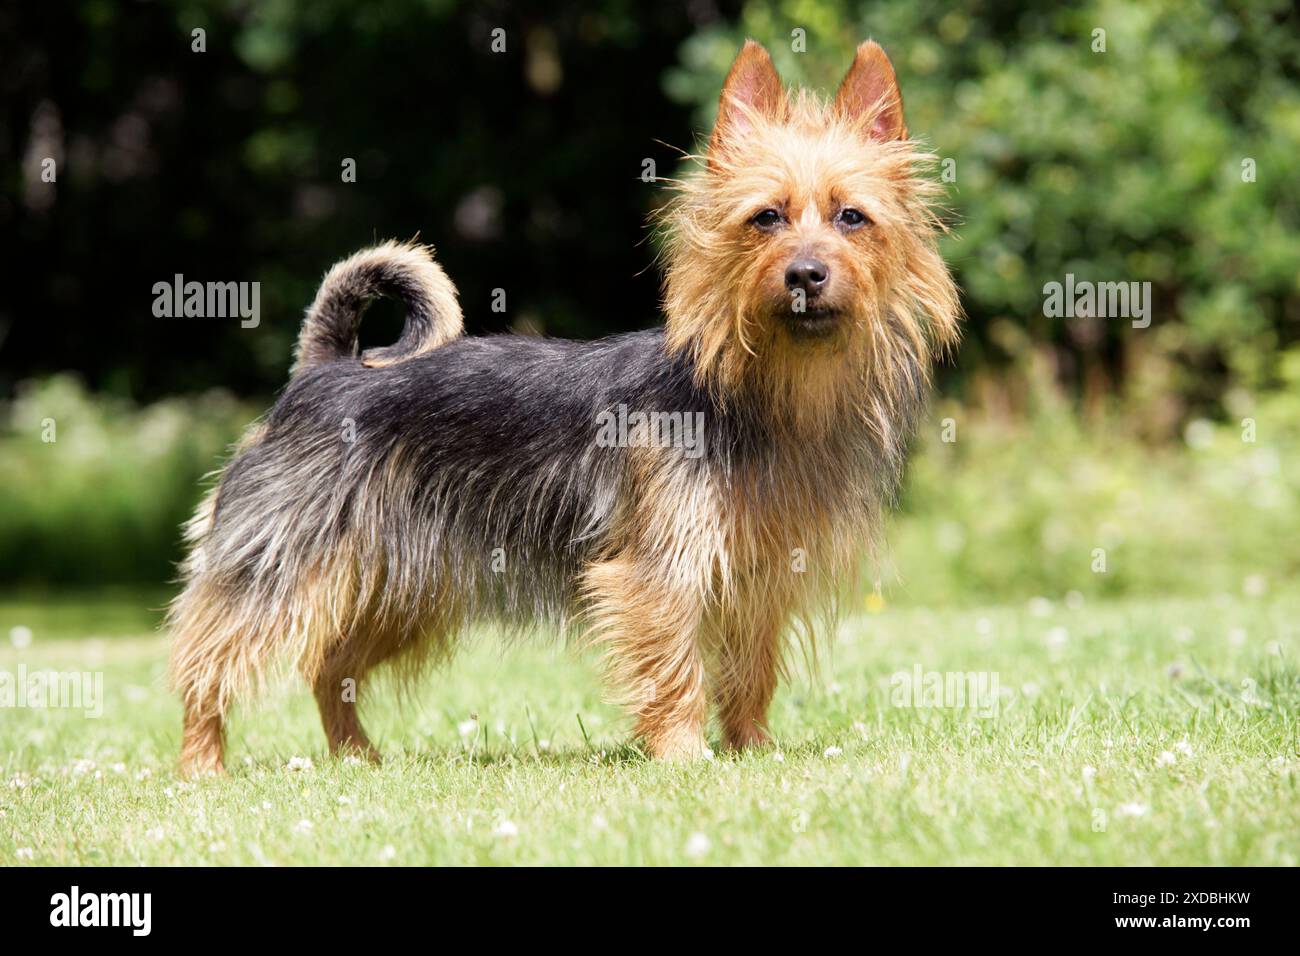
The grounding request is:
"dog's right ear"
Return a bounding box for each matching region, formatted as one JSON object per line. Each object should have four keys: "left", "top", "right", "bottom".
{"left": 708, "top": 40, "right": 786, "bottom": 167}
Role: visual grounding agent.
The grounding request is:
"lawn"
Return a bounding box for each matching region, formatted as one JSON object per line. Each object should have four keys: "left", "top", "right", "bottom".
{"left": 1, "top": 590, "right": 1297, "bottom": 866}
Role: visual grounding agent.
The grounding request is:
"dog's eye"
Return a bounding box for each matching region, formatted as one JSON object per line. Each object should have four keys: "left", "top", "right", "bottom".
{"left": 837, "top": 207, "right": 869, "bottom": 230}
{"left": 751, "top": 208, "right": 783, "bottom": 230}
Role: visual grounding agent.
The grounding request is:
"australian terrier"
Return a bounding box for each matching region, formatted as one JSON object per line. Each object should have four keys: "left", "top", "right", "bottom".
{"left": 167, "top": 39, "right": 960, "bottom": 773}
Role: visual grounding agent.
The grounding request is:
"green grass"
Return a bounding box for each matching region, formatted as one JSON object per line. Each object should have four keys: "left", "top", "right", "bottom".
{"left": 1, "top": 591, "right": 1297, "bottom": 865}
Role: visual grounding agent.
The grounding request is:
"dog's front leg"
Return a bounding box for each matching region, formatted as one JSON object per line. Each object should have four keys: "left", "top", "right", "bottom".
{"left": 711, "top": 596, "right": 786, "bottom": 750}
{"left": 582, "top": 555, "right": 710, "bottom": 760}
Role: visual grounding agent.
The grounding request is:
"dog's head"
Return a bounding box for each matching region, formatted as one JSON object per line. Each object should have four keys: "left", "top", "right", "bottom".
{"left": 662, "top": 40, "right": 960, "bottom": 419}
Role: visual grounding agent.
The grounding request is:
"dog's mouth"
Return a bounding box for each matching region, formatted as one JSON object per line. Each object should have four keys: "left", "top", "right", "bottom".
{"left": 783, "top": 305, "right": 842, "bottom": 339}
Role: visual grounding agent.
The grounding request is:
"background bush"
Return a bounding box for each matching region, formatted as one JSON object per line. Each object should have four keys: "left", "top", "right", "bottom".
{"left": 4, "top": 365, "right": 1296, "bottom": 601}
{"left": 0, "top": 377, "right": 251, "bottom": 587}
{"left": 887, "top": 347, "right": 1300, "bottom": 606}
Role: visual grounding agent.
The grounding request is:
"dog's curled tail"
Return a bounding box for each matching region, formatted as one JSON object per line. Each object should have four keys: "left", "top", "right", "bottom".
{"left": 293, "top": 240, "right": 464, "bottom": 374}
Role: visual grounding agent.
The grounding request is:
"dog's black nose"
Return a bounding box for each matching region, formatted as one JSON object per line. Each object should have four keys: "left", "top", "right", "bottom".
{"left": 785, "top": 258, "right": 829, "bottom": 296}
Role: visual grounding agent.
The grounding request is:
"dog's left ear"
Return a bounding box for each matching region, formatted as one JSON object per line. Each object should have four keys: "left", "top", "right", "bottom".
{"left": 835, "top": 40, "right": 907, "bottom": 142}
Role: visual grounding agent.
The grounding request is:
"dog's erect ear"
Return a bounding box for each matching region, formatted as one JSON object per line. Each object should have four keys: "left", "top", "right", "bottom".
{"left": 709, "top": 40, "right": 786, "bottom": 164}
{"left": 835, "top": 40, "right": 907, "bottom": 142}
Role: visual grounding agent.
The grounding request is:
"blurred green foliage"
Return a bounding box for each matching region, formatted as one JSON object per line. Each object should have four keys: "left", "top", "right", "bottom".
{"left": 4, "top": 368, "right": 1296, "bottom": 598}
{"left": 0, "top": 377, "right": 251, "bottom": 587}
{"left": 888, "top": 347, "right": 1300, "bottom": 606}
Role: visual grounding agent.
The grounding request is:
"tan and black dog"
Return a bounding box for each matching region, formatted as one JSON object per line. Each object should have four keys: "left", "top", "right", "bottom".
{"left": 168, "top": 39, "right": 960, "bottom": 774}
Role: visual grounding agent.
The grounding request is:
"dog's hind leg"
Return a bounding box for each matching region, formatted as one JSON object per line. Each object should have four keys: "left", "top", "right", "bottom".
{"left": 168, "top": 582, "right": 242, "bottom": 776}
{"left": 178, "top": 697, "right": 226, "bottom": 775}
{"left": 308, "top": 608, "right": 455, "bottom": 763}
{"left": 305, "top": 562, "right": 462, "bottom": 762}
{"left": 310, "top": 638, "right": 383, "bottom": 763}
{"left": 169, "top": 571, "right": 300, "bottom": 775}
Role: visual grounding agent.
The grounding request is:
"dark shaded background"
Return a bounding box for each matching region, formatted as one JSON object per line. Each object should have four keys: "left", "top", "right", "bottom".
{"left": 2, "top": 0, "right": 739, "bottom": 401}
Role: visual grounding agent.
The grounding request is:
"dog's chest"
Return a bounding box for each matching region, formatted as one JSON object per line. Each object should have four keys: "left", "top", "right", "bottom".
{"left": 714, "top": 456, "right": 869, "bottom": 578}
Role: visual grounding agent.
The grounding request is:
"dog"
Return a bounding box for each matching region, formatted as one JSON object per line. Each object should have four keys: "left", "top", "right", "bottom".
{"left": 167, "top": 39, "right": 960, "bottom": 774}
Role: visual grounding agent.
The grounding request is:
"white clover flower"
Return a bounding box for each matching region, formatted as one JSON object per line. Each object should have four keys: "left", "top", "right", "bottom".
{"left": 286, "top": 756, "right": 314, "bottom": 772}
{"left": 379, "top": 844, "right": 397, "bottom": 861}
{"left": 1082, "top": 766, "right": 1097, "bottom": 782}
{"left": 684, "top": 832, "right": 711, "bottom": 858}
{"left": 1045, "top": 626, "right": 1069, "bottom": 649}
{"left": 9, "top": 626, "right": 33, "bottom": 649}
{"left": 823, "top": 746, "right": 843, "bottom": 758}
{"left": 293, "top": 819, "right": 313, "bottom": 834}
{"left": 1156, "top": 751, "right": 1177, "bottom": 767}
{"left": 1174, "top": 740, "right": 1194, "bottom": 758}
{"left": 146, "top": 827, "right": 165, "bottom": 841}
{"left": 492, "top": 819, "right": 519, "bottom": 839}
{"left": 457, "top": 719, "right": 479, "bottom": 739}
{"left": 1116, "top": 802, "right": 1149, "bottom": 818}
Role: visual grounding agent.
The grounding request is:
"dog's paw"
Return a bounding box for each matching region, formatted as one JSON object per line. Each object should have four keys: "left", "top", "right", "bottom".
{"left": 647, "top": 730, "right": 714, "bottom": 762}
